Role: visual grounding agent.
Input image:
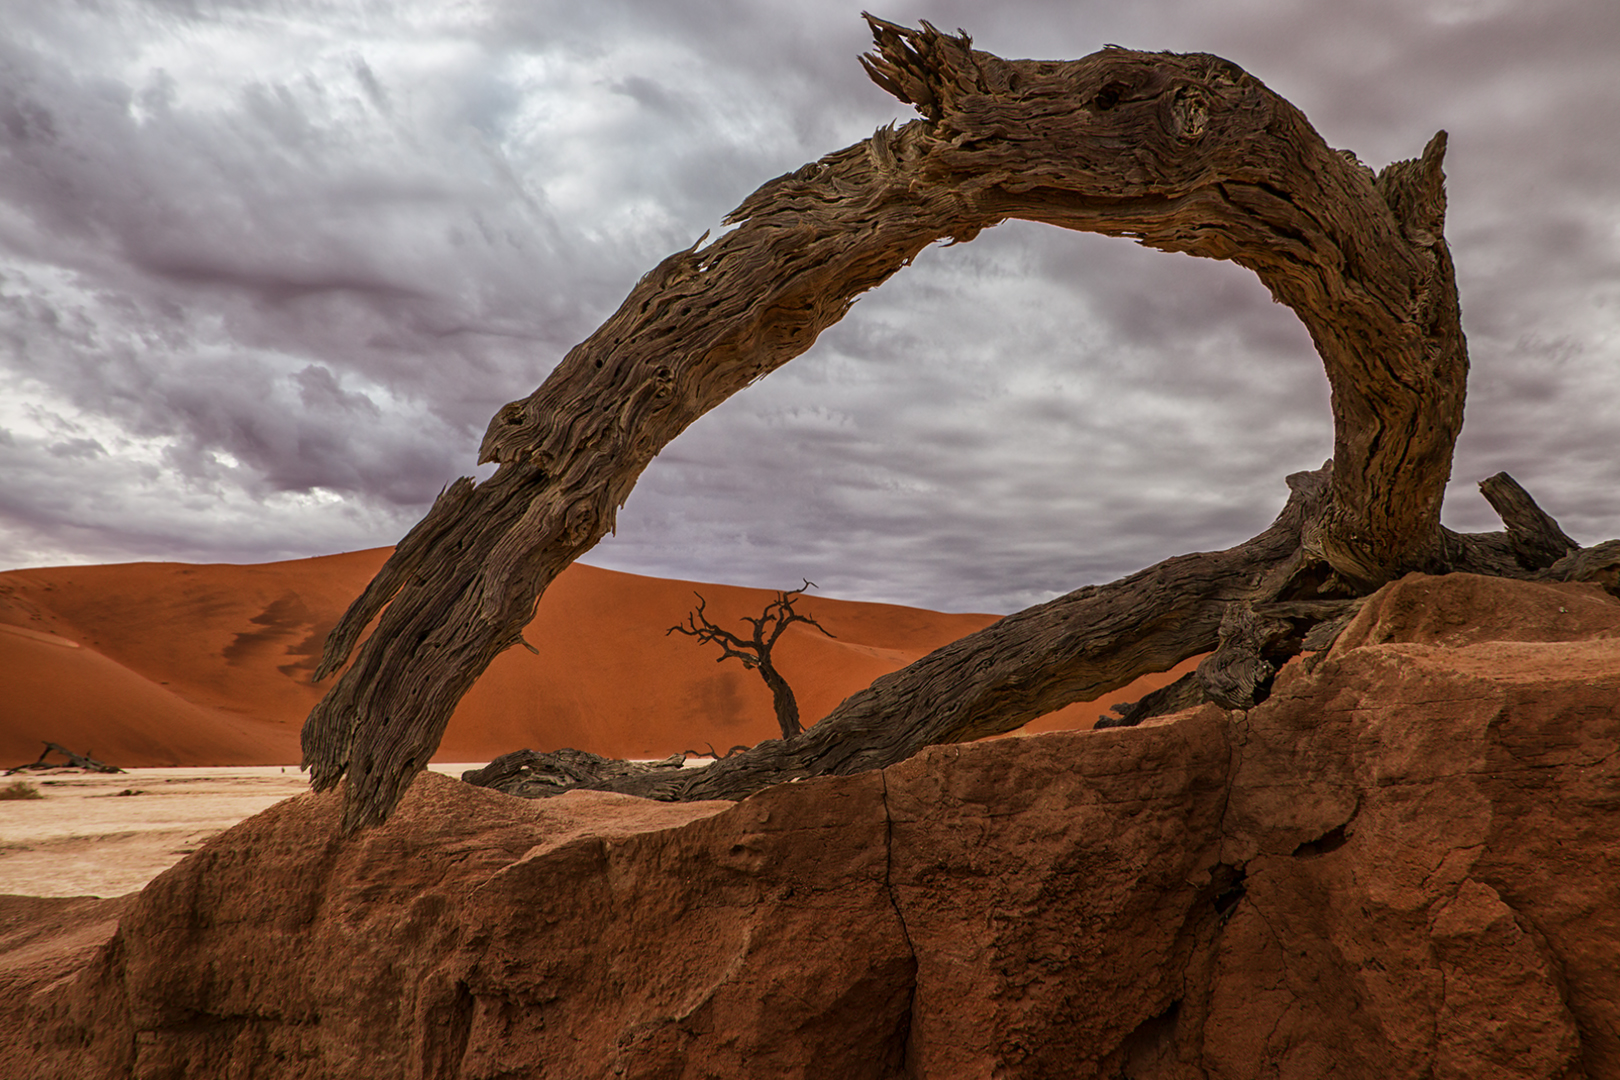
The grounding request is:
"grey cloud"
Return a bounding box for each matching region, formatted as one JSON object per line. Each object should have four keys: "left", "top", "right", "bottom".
{"left": 594, "top": 218, "right": 1339, "bottom": 608}
{"left": 352, "top": 60, "right": 391, "bottom": 116}
{"left": 0, "top": 0, "right": 1615, "bottom": 613}
{"left": 47, "top": 437, "right": 106, "bottom": 460}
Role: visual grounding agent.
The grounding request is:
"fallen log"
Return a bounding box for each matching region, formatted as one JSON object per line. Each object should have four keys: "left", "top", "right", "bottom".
{"left": 463, "top": 469, "right": 1607, "bottom": 803}
{"left": 6, "top": 742, "right": 124, "bottom": 775}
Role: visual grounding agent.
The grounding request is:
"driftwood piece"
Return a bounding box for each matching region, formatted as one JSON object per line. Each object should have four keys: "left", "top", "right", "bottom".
{"left": 5, "top": 742, "right": 124, "bottom": 775}
{"left": 1095, "top": 673, "right": 1205, "bottom": 730}
{"left": 1094, "top": 597, "right": 1362, "bottom": 730}
{"left": 462, "top": 749, "right": 687, "bottom": 800}
{"left": 306, "top": 18, "right": 1594, "bottom": 830}
{"left": 1547, "top": 538, "right": 1620, "bottom": 597}
{"left": 1439, "top": 472, "right": 1590, "bottom": 580}
{"left": 1479, "top": 471, "right": 1581, "bottom": 570}
{"left": 1195, "top": 605, "right": 1296, "bottom": 710}
{"left": 1299, "top": 603, "right": 1365, "bottom": 652}
{"left": 464, "top": 467, "right": 1327, "bottom": 802}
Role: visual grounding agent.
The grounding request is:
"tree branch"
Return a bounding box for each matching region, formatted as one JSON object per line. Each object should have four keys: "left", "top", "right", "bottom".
{"left": 1478, "top": 471, "right": 1581, "bottom": 570}
{"left": 668, "top": 593, "right": 761, "bottom": 666}
{"left": 468, "top": 467, "right": 1331, "bottom": 803}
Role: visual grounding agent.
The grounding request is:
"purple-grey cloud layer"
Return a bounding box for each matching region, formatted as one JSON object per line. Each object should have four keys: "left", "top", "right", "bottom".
{"left": 1, "top": 0, "right": 1616, "bottom": 612}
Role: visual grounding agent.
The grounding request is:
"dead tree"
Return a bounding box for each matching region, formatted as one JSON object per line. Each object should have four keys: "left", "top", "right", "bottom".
{"left": 5, "top": 742, "right": 124, "bottom": 774}
{"left": 302, "top": 17, "right": 1620, "bottom": 831}
{"left": 668, "top": 582, "right": 833, "bottom": 740}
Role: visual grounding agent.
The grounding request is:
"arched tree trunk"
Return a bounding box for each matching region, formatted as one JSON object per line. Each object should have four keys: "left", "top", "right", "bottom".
{"left": 303, "top": 17, "right": 1618, "bottom": 831}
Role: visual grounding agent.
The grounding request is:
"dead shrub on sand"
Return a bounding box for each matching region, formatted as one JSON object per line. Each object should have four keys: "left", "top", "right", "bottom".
{"left": 1, "top": 779, "right": 45, "bottom": 800}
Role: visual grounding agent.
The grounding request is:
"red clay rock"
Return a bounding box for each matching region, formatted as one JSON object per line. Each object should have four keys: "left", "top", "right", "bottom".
{"left": 0, "top": 895, "right": 131, "bottom": 1054}
{"left": 1331, "top": 571, "right": 1619, "bottom": 653}
{"left": 3, "top": 572, "right": 1619, "bottom": 1078}
{"left": 884, "top": 717, "right": 1233, "bottom": 1077}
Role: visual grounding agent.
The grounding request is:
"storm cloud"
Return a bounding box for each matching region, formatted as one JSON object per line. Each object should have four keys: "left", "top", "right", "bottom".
{"left": 2, "top": 0, "right": 1616, "bottom": 611}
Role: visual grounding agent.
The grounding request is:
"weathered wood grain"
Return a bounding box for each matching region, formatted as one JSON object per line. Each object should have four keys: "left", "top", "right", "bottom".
{"left": 1479, "top": 471, "right": 1581, "bottom": 570}
{"left": 303, "top": 18, "right": 1580, "bottom": 829}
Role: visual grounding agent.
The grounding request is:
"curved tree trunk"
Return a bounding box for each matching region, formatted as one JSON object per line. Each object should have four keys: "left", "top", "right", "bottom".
{"left": 757, "top": 661, "right": 803, "bottom": 741}
{"left": 302, "top": 17, "right": 1614, "bottom": 831}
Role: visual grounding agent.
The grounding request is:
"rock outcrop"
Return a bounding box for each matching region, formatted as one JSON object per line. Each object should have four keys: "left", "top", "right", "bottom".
{"left": 3, "top": 572, "right": 1618, "bottom": 1079}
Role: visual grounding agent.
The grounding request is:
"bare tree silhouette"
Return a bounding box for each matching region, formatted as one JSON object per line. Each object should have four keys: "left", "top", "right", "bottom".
{"left": 668, "top": 581, "right": 834, "bottom": 740}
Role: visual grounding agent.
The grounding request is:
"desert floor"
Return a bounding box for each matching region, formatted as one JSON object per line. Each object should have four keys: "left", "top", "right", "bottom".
{"left": 1, "top": 550, "right": 1201, "bottom": 904}
{"left": 0, "top": 765, "right": 484, "bottom": 899}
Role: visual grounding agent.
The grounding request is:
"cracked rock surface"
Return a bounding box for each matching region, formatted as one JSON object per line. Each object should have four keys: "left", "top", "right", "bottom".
{"left": 4, "top": 572, "right": 1619, "bottom": 1079}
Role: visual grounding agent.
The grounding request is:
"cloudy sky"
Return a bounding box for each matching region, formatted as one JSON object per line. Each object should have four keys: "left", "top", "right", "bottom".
{"left": 2, "top": 0, "right": 1616, "bottom": 613}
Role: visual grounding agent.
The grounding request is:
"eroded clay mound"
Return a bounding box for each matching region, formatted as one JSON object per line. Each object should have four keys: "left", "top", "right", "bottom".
{"left": 4, "top": 572, "right": 1618, "bottom": 1079}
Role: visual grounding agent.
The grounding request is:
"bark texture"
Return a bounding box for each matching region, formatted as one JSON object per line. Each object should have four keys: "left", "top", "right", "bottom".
{"left": 303, "top": 17, "right": 1610, "bottom": 829}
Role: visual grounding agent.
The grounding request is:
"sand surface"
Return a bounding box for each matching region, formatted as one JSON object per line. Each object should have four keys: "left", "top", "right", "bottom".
{"left": 0, "top": 550, "right": 1201, "bottom": 899}
{"left": 2, "top": 549, "right": 1196, "bottom": 769}
{"left": 0, "top": 765, "right": 489, "bottom": 899}
{"left": 1, "top": 551, "right": 1029, "bottom": 765}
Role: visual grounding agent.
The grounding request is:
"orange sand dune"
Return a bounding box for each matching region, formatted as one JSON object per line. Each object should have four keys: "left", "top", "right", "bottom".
{"left": 1, "top": 551, "right": 1193, "bottom": 768}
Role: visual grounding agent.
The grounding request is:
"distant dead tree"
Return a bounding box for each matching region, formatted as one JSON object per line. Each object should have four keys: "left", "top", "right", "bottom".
{"left": 303, "top": 16, "right": 1620, "bottom": 832}
{"left": 668, "top": 581, "right": 834, "bottom": 740}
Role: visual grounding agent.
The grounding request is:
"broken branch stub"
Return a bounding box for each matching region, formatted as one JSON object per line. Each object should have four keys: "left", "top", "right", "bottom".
{"left": 305, "top": 18, "right": 1480, "bottom": 831}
